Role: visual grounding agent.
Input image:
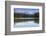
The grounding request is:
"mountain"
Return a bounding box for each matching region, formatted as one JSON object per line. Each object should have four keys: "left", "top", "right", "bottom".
{"left": 14, "top": 12, "right": 39, "bottom": 18}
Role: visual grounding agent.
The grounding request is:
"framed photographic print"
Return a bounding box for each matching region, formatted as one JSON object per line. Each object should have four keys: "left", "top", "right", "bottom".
{"left": 5, "top": 1, "right": 45, "bottom": 35}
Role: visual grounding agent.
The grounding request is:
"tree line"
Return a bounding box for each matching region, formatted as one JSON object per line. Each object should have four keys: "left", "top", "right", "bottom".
{"left": 14, "top": 12, "right": 39, "bottom": 18}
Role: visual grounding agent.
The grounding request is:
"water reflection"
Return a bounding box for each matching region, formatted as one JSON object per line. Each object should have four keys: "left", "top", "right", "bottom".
{"left": 14, "top": 19, "right": 39, "bottom": 28}
{"left": 14, "top": 19, "right": 39, "bottom": 24}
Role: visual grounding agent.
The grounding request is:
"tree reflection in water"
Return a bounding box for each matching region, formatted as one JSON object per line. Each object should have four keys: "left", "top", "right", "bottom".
{"left": 14, "top": 19, "right": 39, "bottom": 24}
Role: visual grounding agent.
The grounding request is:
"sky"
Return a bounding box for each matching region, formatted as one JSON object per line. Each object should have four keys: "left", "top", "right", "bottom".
{"left": 14, "top": 8, "right": 39, "bottom": 15}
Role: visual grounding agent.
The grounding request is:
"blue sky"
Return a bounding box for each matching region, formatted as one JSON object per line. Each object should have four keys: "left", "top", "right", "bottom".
{"left": 14, "top": 8, "right": 39, "bottom": 15}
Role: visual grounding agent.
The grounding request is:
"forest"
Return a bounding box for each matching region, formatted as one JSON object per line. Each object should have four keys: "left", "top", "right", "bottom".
{"left": 14, "top": 12, "right": 39, "bottom": 18}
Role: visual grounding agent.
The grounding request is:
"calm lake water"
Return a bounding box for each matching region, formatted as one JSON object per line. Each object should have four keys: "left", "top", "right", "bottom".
{"left": 14, "top": 19, "right": 39, "bottom": 28}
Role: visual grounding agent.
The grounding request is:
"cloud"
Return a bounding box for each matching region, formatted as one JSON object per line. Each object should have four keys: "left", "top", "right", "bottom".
{"left": 14, "top": 8, "right": 39, "bottom": 14}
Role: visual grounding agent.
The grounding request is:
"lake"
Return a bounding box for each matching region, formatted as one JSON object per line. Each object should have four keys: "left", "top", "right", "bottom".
{"left": 14, "top": 19, "right": 39, "bottom": 28}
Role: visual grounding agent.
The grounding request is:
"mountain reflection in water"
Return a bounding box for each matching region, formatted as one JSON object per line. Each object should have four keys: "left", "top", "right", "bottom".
{"left": 14, "top": 19, "right": 39, "bottom": 28}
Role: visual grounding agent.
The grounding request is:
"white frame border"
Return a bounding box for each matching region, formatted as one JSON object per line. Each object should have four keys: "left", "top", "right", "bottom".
{"left": 11, "top": 5, "right": 42, "bottom": 32}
